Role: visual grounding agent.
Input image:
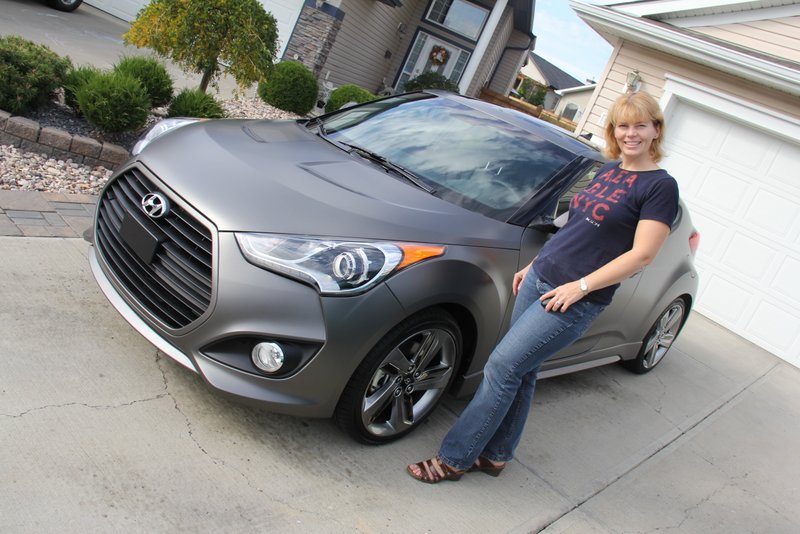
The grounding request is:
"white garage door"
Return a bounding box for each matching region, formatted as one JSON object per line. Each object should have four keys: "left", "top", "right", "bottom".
{"left": 661, "top": 101, "right": 800, "bottom": 366}
{"left": 85, "top": 0, "right": 302, "bottom": 57}
{"left": 85, "top": 0, "right": 146, "bottom": 22}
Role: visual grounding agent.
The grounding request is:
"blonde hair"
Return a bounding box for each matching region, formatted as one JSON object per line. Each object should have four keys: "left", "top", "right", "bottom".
{"left": 603, "top": 91, "right": 666, "bottom": 162}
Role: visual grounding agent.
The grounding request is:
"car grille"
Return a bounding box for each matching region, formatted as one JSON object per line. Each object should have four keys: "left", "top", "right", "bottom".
{"left": 95, "top": 166, "right": 213, "bottom": 329}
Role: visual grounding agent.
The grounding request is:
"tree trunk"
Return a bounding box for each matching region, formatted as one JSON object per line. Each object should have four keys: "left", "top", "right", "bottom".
{"left": 199, "top": 66, "right": 214, "bottom": 93}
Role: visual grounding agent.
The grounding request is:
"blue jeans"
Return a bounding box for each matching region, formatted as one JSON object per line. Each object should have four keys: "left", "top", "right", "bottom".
{"left": 438, "top": 270, "right": 605, "bottom": 470}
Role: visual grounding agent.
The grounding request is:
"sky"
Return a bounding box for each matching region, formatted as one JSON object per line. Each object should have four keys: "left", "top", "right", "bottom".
{"left": 531, "top": 0, "right": 613, "bottom": 84}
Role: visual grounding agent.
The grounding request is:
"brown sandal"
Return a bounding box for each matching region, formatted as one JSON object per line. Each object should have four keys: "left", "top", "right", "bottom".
{"left": 407, "top": 457, "right": 465, "bottom": 484}
{"left": 468, "top": 457, "right": 506, "bottom": 477}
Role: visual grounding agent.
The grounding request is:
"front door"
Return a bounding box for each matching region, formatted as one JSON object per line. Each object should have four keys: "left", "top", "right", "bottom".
{"left": 395, "top": 32, "right": 470, "bottom": 92}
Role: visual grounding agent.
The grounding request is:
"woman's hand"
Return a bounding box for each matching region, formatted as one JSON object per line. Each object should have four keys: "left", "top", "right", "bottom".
{"left": 512, "top": 263, "right": 532, "bottom": 296}
{"left": 540, "top": 280, "right": 585, "bottom": 313}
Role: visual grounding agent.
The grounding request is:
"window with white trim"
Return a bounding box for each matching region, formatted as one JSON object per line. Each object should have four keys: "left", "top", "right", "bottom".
{"left": 426, "top": 0, "right": 488, "bottom": 41}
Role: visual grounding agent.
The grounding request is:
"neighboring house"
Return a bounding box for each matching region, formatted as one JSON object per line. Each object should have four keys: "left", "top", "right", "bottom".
{"left": 571, "top": 0, "right": 800, "bottom": 367}
{"left": 554, "top": 83, "right": 597, "bottom": 122}
{"left": 86, "top": 0, "right": 536, "bottom": 98}
{"left": 518, "top": 52, "right": 583, "bottom": 109}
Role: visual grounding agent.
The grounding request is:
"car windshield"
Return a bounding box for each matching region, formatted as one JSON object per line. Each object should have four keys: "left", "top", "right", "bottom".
{"left": 316, "top": 93, "right": 575, "bottom": 221}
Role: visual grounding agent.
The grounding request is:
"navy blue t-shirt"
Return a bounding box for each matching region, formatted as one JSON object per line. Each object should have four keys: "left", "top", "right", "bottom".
{"left": 534, "top": 161, "right": 679, "bottom": 305}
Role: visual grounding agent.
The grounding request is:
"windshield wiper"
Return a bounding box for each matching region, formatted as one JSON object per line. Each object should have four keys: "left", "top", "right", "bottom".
{"left": 341, "top": 143, "right": 436, "bottom": 194}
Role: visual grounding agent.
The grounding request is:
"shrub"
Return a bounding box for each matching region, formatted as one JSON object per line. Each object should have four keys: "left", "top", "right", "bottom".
{"left": 63, "top": 65, "right": 102, "bottom": 113}
{"left": 403, "top": 72, "right": 460, "bottom": 93}
{"left": 324, "top": 84, "right": 376, "bottom": 113}
{"left": 257, "top": 61, "right": 318, "bottom": 116}
{"left": 167, "top": 88, "right": 225, "bottom": 118}
{"left": 0, "top": 36, "right": 72, "bottom": 114}
{"left": 113, "top": 56, "right": 173, "bottom": 107}
{"left": 76, "top": 71, "right": 151, "bottom": 133}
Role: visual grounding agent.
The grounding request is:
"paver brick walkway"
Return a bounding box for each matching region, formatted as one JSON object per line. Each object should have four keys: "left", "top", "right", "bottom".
{"left": 0, "top": 191, "right": 96, "bottom": 238}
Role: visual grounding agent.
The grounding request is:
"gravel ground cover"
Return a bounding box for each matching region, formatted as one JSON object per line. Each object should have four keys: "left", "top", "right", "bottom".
{"left": 0, "top": 97, "right": 300, "bottom": 195}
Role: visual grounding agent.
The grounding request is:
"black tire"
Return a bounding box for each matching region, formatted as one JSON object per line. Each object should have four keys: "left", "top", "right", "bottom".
{"left": 624, "top": 298, "right": 687, "bottom": 374}
{"left": 48, "top": 0, "right": 83, "bottom": 12}
{"left": 335, "top": 309, "right": 462, "bottom": 444}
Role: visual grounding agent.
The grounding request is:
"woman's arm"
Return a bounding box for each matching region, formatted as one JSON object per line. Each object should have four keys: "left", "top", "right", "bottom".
{"left": 541, "top": 219, "right": 671, "bottom": 312}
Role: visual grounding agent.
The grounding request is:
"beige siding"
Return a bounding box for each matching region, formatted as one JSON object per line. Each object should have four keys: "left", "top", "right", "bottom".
{"left": 692, "top": 16, "right": 800, "bottom": 63}
{"left": 577, "top": 40, "right": 800, "bottom": 142}
{"left": 322, "top": 0, "right": 420, "bottom": 93}
{"left": 468, "top": 7, "right": 512, "bottom": 95}
{"left": 484, "top": 27, "right": 532, "bottom": 95}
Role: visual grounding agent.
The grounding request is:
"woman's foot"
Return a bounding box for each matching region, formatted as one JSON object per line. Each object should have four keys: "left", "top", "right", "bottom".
{"left": 407, "top": 457, "right": 465, "bottom": 484}
{"left": 468, "top": 457, "right": 506, "bottom": 477}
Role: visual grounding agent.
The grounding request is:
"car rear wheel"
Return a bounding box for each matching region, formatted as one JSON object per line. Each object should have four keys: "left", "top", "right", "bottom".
{"left": 335, "top": 309, "right": 462, "bottom": 444}
{"left": 48, "top": 0, "right": 83, "bottom": 12}
{"left": 624, "top": 298, "right": 686, "bottom": 374}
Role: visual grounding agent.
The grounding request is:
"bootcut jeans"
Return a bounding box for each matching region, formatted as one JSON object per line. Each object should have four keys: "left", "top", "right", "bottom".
{"left": 438, "top": 269, "right": 605, "bottom": 471}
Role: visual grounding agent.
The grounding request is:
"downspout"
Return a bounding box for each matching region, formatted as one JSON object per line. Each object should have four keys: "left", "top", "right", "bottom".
{"left": 458, "top": 0, "right": 509, "bottom": 94}
{"left": 486, "top": 32, "right": 535, "bottom": 91}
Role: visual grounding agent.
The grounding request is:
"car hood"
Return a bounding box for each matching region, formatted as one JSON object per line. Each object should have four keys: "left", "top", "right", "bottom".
{"left": 134, "top": 119, "right": 521, "bottom": 248}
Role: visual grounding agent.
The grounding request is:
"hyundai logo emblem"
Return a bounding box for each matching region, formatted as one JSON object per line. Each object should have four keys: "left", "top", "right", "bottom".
{"left": 141, "top": 192, "right": 170, "bottom": 219}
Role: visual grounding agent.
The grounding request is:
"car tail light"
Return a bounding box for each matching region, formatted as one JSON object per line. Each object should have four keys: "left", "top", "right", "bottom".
{"left": 689, "top": 230, "right": 700, "bottom": 256}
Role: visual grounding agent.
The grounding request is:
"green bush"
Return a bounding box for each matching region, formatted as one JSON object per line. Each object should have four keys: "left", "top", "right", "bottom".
{"left": 324, "top": 84, "right": 376, "bottom": 113}
{"left": 113, "top": 55, "right": 173, "bottom": 107}
{"left": 63, "top": 65, "right": 102, "bottom": 113}
{"left": 167, "top": 88, "right": 225, "bottom": 118}
{"left": 0, "top": 36, "right": 72, "bottom": 114}
{"left": 257, "top": 61, "right": 318, "bottom": 116}
{"left": 403, "top": 72, "right": 460, "bottom": 93}
{"left": 76, "top": 71, "right": 151, "bottom": 133}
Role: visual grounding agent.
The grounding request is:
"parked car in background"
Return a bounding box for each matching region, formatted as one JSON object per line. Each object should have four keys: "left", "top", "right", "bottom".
{"left": 89, "top": 91, "right": 699, "bottom": 444}
{"left": 47, "top": 0, "right": 82, "bottom": 12}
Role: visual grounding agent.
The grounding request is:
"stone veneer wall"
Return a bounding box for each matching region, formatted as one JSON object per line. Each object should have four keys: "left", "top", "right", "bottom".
{"left": 283, "top": 1, "right": 344, "bottom": 78}
{"left": 0, "top": 110, "right": 129, "bottom": 170}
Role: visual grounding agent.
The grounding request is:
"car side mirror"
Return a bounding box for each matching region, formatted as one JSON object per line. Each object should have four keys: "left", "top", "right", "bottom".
{"left": 530, "top": 211, "right": 569, "bottom": 234}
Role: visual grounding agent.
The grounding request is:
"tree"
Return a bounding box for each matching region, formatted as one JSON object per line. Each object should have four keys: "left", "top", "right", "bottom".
{"left": 124, "top": 0, "right": 278, "bottom": 93}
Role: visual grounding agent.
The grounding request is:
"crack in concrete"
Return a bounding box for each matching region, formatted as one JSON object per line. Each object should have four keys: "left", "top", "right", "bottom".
{"left": 1, "top": 395, "right": 168, "bottom": 418}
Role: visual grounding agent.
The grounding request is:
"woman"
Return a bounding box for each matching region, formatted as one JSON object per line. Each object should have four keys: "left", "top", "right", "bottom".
{"left": 407, "top": 91, "right": 680, "bottom": 483}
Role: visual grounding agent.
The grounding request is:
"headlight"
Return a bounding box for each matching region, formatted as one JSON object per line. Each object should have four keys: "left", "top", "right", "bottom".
{"left": 131, "top": 118, "right": 201, "bottom": 155}
{"left": 236, "top": 234, "right": 445, "bottom": 295}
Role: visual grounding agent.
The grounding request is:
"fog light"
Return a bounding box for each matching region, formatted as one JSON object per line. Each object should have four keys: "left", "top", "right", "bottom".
{"left": 251, "top": 342, "right": 285, "bottom": 373}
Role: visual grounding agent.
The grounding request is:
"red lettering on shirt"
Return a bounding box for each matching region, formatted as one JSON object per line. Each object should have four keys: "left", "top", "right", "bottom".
{"left": 592, "top": 203, "right": 609, "bottom": 221}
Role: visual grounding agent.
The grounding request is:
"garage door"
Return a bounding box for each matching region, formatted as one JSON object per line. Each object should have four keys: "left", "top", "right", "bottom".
{"left": 85, "top": 0, "right": 302, "bottom": 57}
{"left": 85, "top": 0, "right": 145, "bottom": 22}
{"left": 661, "top": 102, "right": 800, "bottom": 366}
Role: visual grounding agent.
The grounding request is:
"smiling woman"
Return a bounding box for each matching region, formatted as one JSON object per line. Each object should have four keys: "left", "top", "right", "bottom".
{"left": 47, "top": 0, "right": 83, "bottom": 12}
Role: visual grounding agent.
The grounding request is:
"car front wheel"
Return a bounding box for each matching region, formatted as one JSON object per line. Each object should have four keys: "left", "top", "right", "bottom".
{"left": 625, "top": 298, "right": 687, "bottom": 374}
{"left": 48, "top": 0, "right": 83, "bottom": 12}
{"left": 335, "top": 309, "right": 462, "bottom": 444}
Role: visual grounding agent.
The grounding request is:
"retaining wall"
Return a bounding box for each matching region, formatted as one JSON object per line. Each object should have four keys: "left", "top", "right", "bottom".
{"left": 0, "top": 110, "right": 130, "bottom": 170}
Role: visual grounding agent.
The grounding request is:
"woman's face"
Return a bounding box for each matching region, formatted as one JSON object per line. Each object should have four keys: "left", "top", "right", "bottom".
{"left": 614, "top": 117, "right": 660, "bottom": 163}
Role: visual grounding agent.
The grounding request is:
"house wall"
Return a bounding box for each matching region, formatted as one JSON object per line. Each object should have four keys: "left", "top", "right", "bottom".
{"left": 576, "top": 40, "right": 800, "bottom": 141}
{"left": 319, "top": 0, "right": 515, "bottom": 97}
{"left": 320, "top": 0, "right": 420, "bottom": 94}
{"left": 483, "top": 26, "right": 533, "bottom": 96}
{"left": 690, "top": 15, "right": 800, "bottom": 63}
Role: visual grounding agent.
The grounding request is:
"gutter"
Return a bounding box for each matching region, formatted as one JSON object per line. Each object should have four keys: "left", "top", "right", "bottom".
{"left": 569, "top": 0, "right": 800, "bottom": 96}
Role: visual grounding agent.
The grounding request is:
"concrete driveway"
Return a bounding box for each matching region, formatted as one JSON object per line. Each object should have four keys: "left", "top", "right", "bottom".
{"left": 0, "top": 0, "right": 243, "bottom": 98}
{"left": 2, "top": 235, "right": 799, "bottom": 533}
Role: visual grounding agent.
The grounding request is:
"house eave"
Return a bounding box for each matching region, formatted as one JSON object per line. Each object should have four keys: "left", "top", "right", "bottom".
{"left": 569, "top": 0, "right": 800, "bottom": 97}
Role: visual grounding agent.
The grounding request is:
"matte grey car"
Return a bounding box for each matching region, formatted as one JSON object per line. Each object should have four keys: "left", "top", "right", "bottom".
{"left": 89, "top": 91, "right": 699, "bottom": 443}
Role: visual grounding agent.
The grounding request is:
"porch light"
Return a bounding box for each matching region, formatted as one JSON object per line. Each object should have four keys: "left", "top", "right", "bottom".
{"left": 625, "top": 70, "right": 642, "bottom": 93}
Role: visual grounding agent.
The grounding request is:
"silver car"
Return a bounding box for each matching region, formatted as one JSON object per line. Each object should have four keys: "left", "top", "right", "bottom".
{"left": 89, "top": 91, "right": 699, "bottom": 443}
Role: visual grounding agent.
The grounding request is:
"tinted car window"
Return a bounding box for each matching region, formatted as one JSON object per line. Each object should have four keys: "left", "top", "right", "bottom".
{"left": 320, "top": 94, "right": 576, "bottom": 221}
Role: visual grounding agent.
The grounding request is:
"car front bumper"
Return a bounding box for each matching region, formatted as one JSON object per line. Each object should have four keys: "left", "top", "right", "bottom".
{"left": 89, "top": 232, "right": 407, "bottom": 418}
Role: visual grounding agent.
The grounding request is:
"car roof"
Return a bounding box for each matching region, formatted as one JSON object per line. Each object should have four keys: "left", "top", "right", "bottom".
{"left": 426, "top": 90, "right": 605, "bottom": 162}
